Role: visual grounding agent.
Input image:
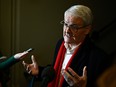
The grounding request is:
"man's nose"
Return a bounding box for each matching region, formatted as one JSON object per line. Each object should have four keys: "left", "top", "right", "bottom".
{"left": 65, "top": 25, "right": 71, "bottom": 32}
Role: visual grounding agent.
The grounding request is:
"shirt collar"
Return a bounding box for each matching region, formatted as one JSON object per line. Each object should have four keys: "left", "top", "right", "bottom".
{"left": 64, "top": 42, "right": 81, "bottom": 54}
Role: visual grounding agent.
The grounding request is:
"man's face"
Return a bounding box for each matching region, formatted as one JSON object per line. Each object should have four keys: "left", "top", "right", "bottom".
{"left": 63, "top": 15, "right": 91, "bottom": 45}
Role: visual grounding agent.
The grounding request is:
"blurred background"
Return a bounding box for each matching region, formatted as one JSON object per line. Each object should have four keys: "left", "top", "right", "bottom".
{"left": 0, "top": 0, "right": 116, "bottom": 87}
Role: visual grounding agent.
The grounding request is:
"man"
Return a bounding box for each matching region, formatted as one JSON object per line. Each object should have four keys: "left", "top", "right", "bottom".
{"left": 23, "top": 5, "right": 112, "bottom": 87}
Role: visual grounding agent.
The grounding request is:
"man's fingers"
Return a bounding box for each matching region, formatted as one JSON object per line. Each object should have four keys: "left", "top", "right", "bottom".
{"left": 28, "top": 70, "right": 32, "bottom": 74}
{"left": 31, "top": 55, "right": 36, "bottom": 63}
{"left": 61, "top": 69, "right": 70, "bottom": 80}
{"left": 31, "top": 55, "right": 37, "bottom": 68}
{"left": 68, "top": 67, "right": 80, "bottom": 79}
{"left": 22, "top": 61, "right": 29, "bottom": 70}
{"left": 83, "top": 66, "right": 87, "bottom": 77}
{"left": 61, "top": 69, "right": 74, "bottom": 86}
{"left": 22, "top": 61, "right": 26, "bottom": 67}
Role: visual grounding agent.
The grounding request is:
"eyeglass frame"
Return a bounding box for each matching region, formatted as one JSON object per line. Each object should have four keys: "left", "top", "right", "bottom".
{"left": 60, "top": 20, "right": 90, "bottom": 30}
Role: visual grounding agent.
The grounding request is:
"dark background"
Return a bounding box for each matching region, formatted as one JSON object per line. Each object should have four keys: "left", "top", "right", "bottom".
{"left": 0, "top": 0, "right": 116, "bottom": 87}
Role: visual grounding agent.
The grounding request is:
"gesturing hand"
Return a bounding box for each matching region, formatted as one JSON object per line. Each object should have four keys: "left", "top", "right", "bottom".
{"left": 61, "top": 66, "right": 87, "bottom": 87}
{"left": 22, "top": 55, "right": 39, "bottom": 76}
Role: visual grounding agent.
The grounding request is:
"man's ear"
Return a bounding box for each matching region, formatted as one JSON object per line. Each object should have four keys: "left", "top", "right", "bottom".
{"left": 85, "top": 25, "right": 92, "bottom": 34}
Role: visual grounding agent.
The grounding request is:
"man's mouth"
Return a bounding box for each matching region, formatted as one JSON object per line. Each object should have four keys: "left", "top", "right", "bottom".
{"left": 64, "top": 33, "right": 73, "bottom": 38}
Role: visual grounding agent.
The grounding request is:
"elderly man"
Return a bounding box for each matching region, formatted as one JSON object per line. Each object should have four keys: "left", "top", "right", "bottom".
{"left": 23, "top": 5, "right": 112, "bottom": 87}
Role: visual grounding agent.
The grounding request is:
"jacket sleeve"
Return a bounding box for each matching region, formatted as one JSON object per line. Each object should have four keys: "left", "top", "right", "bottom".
{"left": 0, "top": 56, "right": 19, "bottom": 70}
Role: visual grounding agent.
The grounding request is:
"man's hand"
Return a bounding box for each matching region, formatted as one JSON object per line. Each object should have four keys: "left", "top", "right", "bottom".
{"left": 22, "top": 55, "right": 39, "bottom": 76}
{"left": 61, "top": 66, "right": 87, "bottom": 87}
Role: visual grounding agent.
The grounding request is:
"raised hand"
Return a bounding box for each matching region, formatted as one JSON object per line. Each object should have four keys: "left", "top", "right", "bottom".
{"left": 61, "top": 66, "right": 87, "bottom": 87}
{"left": 22, "top": 55, "right": 39, "bottom": 76}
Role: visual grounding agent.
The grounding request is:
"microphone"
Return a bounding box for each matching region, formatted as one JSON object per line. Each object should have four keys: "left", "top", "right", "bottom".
{"left": 40, "top": 66, "right": 55, "bottom": 87}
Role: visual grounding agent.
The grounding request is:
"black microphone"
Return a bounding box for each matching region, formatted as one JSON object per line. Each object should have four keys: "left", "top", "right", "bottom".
{"left": 40, "top": 66, "right": 55, "bottom": 87}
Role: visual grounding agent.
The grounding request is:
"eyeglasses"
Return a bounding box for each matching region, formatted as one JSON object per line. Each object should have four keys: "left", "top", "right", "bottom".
{"left": 60, "top": 20, "right": 89, "bottom": 30}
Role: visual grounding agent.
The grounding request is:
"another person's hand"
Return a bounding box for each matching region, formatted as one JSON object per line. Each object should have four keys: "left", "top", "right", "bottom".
{"left": 0, "top": 56, "right": 7, "bottom": 60}
{"left": 14, "top": 51, "right": 29, "bottom": 60}
{"left": 22, "top": 55, "right": 39, "bottom": 76}
{"left": 61, "top": 66, "right": 87, "bottom": 87}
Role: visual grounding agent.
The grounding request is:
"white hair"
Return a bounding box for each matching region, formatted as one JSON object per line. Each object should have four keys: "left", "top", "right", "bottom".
{"left": 64, "top": 5, "right": 93, "bottom": 26}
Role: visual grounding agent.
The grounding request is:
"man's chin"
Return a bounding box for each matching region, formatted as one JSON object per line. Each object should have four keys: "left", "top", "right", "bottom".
{"left": 64, "top": 36, "right": 74, "bottom": 43}
{"left": 64, "top": 39, "right": 71, "bottom": 44}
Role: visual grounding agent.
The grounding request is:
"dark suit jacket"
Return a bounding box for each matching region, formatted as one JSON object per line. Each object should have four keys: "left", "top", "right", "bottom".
{"left": 52, "top": 36, "right": 113, "bottom": 87}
